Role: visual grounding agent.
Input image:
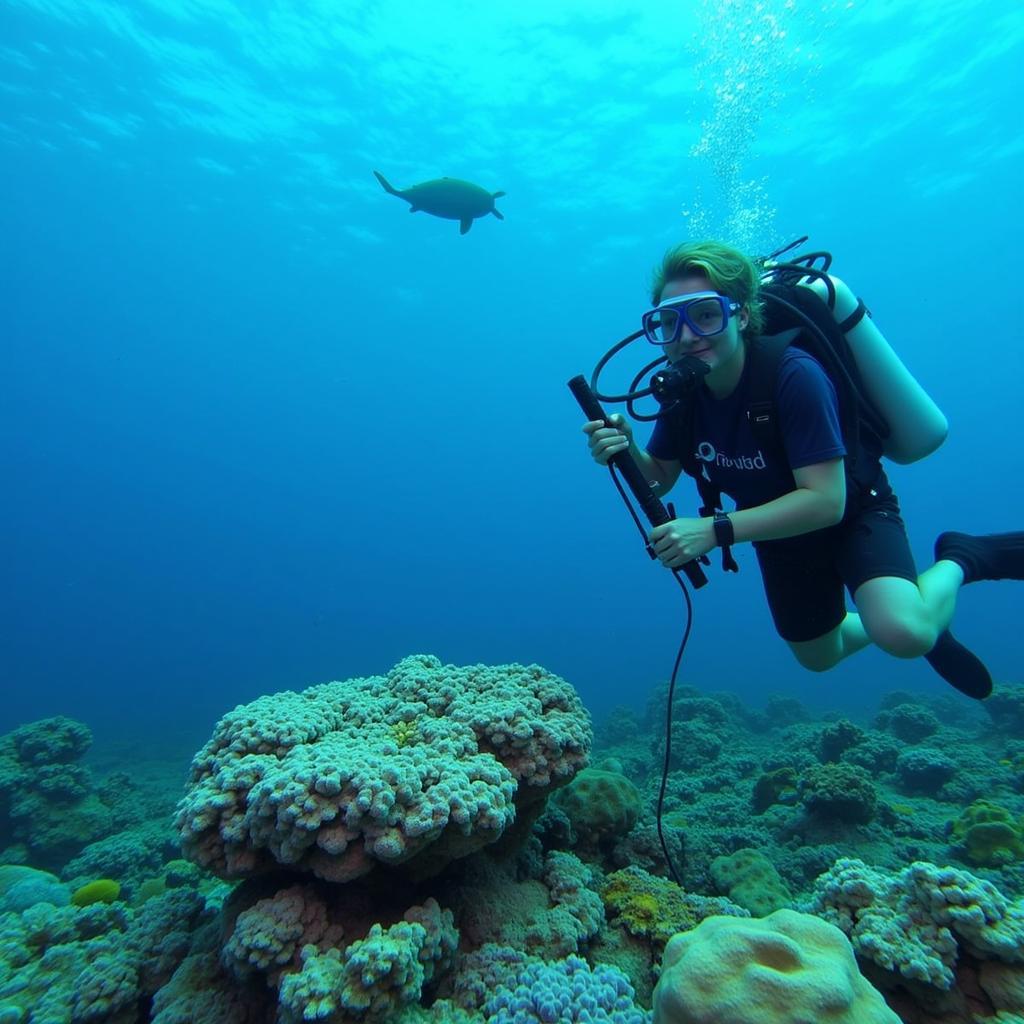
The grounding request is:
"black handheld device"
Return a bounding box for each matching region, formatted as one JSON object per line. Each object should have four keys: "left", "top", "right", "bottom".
{"left": 568, "top": 375, "right": 708, "bottom": 589}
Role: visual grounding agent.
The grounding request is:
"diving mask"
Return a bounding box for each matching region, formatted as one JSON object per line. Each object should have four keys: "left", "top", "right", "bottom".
{"left": 642, "top": 291, "right": 742, "bottom": 346}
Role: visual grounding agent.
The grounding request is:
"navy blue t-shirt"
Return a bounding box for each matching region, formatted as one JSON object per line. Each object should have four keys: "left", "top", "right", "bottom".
{"left": 646, "top": 347, "right": 846, "bottom": 510}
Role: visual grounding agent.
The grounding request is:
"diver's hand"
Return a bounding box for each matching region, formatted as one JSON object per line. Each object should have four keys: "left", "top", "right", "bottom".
{"left": 650, "top": 517, "right": 716, "bottom": 568}
{"left": 583, "top": 414, "right": 634, "bottom": 466}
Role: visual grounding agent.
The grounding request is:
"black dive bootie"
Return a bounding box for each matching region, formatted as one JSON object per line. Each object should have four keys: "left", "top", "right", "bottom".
{"left": 935, "top": 531, "right": 1024, "bottom": 585}
{"left": 923, "top": 630, "right": 992, "bottom": 700}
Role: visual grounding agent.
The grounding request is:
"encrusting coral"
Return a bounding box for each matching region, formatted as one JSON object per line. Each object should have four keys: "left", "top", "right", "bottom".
{"left": 600, "top": 865, "right": 747, "bottom": 949}
{"left": 950, "top": 800, "right": 1024, "bottom": 868}
{"left": 710, "top": 848, "right": 792, "bottom": 917}
{"left": 70, "top": 878, "right": 122, "bottom": 907}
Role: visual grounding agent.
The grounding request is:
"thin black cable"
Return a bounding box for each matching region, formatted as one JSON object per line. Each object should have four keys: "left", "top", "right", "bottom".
{"left": 607, "top": 464, "right": 693, "bottom": 887}
{"left": 656, "top": 569, "right": 692, "bottom": 889}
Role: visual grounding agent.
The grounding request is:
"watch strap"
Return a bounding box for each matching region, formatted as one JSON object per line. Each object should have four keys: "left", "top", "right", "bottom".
{"left": 713, "top": 512, "right": 735, "bottom": 547}
{"left": 713, "top": 512, "right": 739, "bottom": 573}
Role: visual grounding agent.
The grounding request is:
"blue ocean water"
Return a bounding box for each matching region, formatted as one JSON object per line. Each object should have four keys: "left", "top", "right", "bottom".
{"left": 2, "top": 0, "right": 1022, "bottom": 749}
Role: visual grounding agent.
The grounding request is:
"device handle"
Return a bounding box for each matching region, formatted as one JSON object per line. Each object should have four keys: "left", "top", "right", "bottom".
{"left": 568, "top": 375, "right": 708, "bottom": 589}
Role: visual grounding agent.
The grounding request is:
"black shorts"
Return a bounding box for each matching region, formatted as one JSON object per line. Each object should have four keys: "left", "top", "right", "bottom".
{"left": 753, "top": 477, "right": 918, "bottom": 644}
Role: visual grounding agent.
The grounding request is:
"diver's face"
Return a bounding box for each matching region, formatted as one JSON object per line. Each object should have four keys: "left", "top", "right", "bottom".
{"left": 659, "top": 275, "right": 747, "bottom": 381}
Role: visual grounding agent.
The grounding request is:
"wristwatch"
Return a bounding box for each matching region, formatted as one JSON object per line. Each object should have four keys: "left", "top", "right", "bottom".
{"left": 712, "top": 512, "right": 735, "bottom": 548}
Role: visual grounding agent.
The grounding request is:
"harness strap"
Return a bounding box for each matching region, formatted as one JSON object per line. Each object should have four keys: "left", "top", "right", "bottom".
{"left": 838, "top": 298, "right": 869, "bottom": 333}
{"left": 745, "top": 330, "right": 799, "bottom": 454}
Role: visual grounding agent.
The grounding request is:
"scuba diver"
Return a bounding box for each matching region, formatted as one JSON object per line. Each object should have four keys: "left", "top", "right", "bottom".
{"left": 581, "top": 240, "right": 1024, "bottom": 700}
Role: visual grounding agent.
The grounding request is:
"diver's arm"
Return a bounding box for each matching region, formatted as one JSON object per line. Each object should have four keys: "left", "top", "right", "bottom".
{"left": 633, "top": 445, "right": 683, "bottom": 496}
{"left": 727, "top": 458, "right": 845, "bottom": 543}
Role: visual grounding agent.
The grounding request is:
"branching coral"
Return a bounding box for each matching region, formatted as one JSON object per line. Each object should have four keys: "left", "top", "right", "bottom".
{"left": 801, "top": 857, "right": 1024, "bottom": 989}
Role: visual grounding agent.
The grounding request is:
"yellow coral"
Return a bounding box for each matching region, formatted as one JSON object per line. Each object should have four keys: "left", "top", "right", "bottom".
{"left": 619, "top": 892, "right": 661, "bottom": 933}
{"left": 390, "top": 720, "right": 419, "bottom": 747}
{"left": 135, "top": 876, "right": 167, "bottom": 904}
{"left": 601, "top": 868, "right": 698, "bottom": 946}
{"left": 71, "top": 878, "right": 121, "bottom": 907}
{"left": 888, "top": 803, "right": 916, "bottom": 816}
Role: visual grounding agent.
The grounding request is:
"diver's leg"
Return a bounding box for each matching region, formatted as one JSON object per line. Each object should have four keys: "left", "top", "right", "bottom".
{"left": 854, "top": 574, "right": 991, "bottom": 699}
{"left": 787, "top": 613, "right": 872, "bottom": 672}
{"left": 915, "top": 558, "right": 964, "bottom": 631}
{"left": 838, "top": 486, "right": 991, "bottom": 698}
{"left": 853, "top": 576, "right": 937, "bottom": 657}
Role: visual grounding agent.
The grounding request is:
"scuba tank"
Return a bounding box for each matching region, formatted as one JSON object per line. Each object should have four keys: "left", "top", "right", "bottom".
{"left": 762, "top": 243, "right": 948, "bottom": 466}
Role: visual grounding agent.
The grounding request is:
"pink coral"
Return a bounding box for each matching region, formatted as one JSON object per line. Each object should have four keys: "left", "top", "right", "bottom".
{"left": 176, "top": 655, "right": 591, "bottom": 882}
{"left": 222, "top": 884, "right": 342, "bottom": 985}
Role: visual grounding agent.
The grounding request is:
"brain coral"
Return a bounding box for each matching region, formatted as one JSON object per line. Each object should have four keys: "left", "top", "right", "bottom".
{"left": 176, "top": 655, "right": 591, "bottom": 882}
{"left": 652, "top": 909, "right": 900, "bottom": 1024}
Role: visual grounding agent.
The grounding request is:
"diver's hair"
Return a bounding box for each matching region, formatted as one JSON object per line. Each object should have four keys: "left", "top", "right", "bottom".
{"left": 651, "top": 240, "right": 765, "bottom": 341}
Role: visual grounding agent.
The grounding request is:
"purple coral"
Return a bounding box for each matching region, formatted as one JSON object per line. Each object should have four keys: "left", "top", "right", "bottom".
{"left": 483, "top": 955, "right": 651, "bottom": 1023}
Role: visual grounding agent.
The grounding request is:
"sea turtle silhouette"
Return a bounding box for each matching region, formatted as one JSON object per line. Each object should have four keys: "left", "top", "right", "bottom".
{"left": 373, "top": 170, "right": 505, "bottom": 234}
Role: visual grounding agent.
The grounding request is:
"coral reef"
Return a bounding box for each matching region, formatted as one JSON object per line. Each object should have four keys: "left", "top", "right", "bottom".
{"left": 0, "top": 717, "right": 116, "bottom": 867}
{"left": 176, "top": 654, "right": 591, "bottom": 883}
{"left": 277, "top": 898, "right": 457, "bottom": 1022}
{"left": 0, "top": 886, "right": 204, "bottom": 1022}
{"left": 445, "top": 848, "right": 605, "bottom": 959}
{"left": 6, "top": 658, "right": 1024, "bottom": 1024}
{"left": 801, "top": 857, "right": 1024, "bottom": 989}
{"left": 799, "top": 762, "right": 878, "bottom": 824}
